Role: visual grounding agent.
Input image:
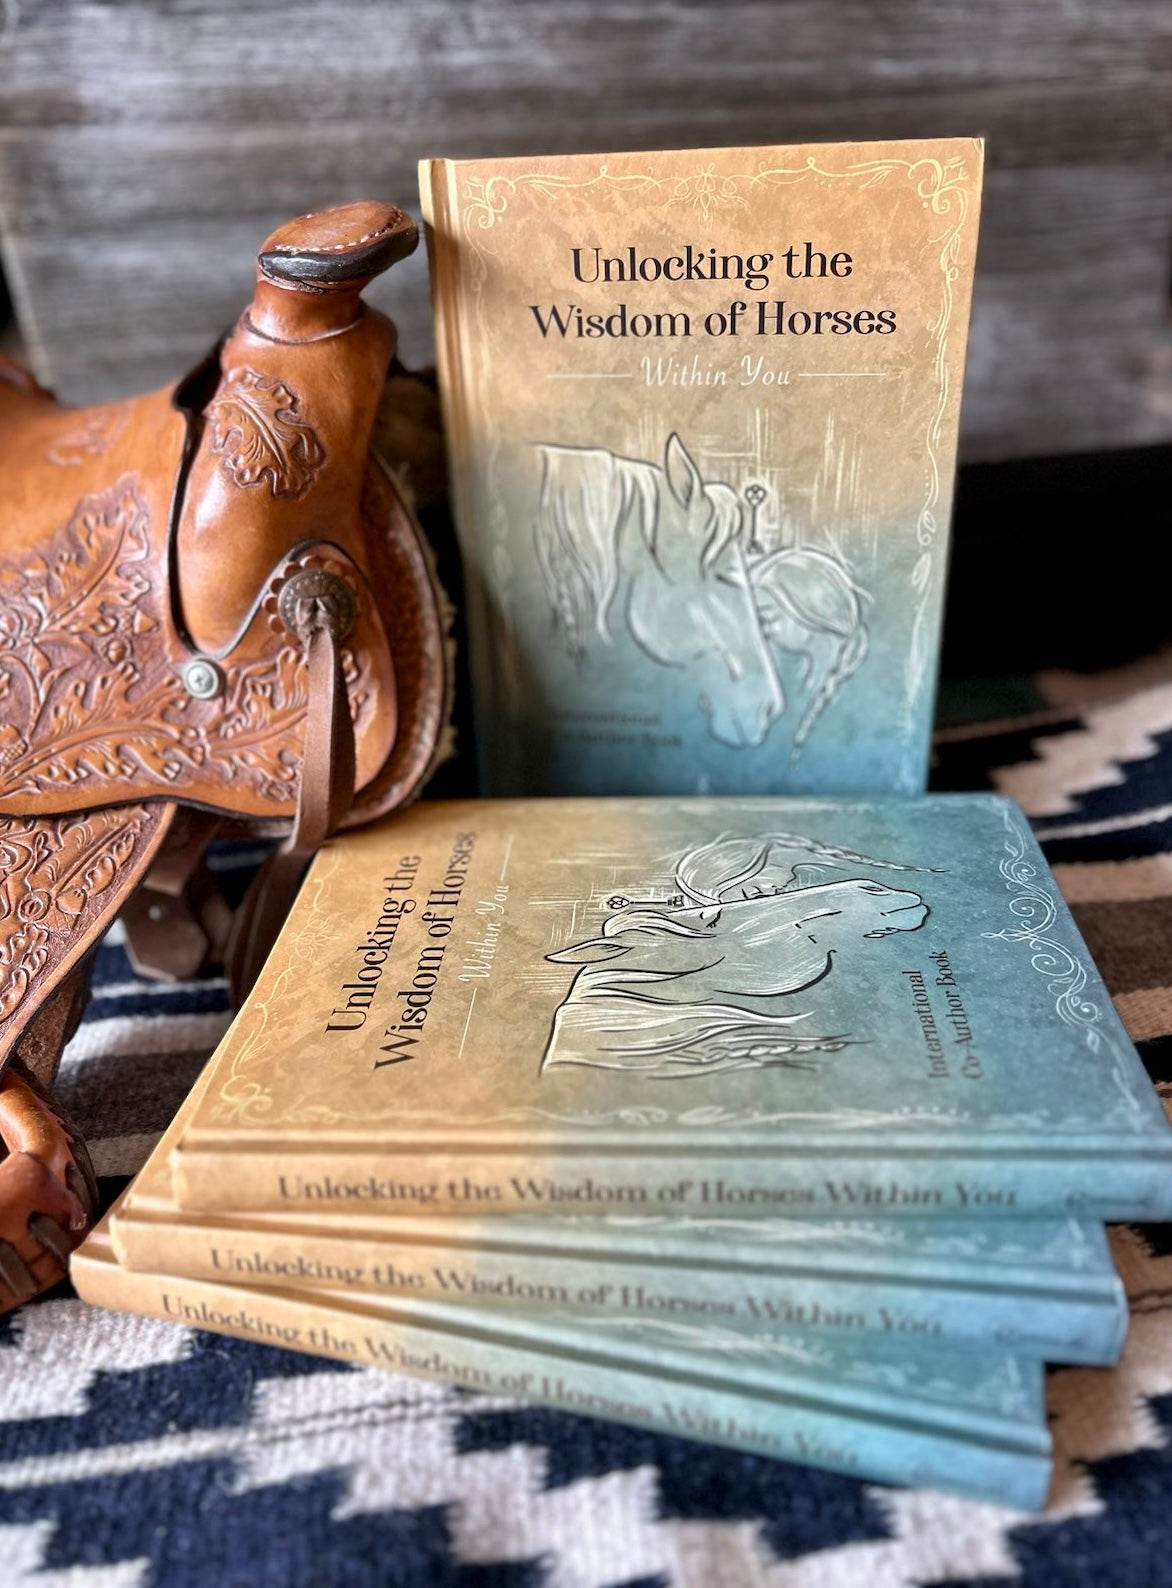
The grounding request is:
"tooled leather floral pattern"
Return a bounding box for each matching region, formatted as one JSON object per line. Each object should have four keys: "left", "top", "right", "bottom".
{"left": 46, "top": 403, "right": 132, "bottom": 467}
{"left": 208, "top": 368, "right": 325, "bottom": 499}
{"left": 0, "top": 809, "right": 162, "bottom": 1027}
{"left": 0, "top": 473, "right": 359, "bottom": 810}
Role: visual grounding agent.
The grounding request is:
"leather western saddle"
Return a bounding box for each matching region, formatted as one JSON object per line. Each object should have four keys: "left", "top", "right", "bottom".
{"left": 0, "top": 202, "right": 452, "bottom": 1313}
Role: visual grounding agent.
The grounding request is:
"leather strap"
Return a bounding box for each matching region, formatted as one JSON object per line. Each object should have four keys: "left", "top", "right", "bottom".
{"left": 121, "top": 812, "right": 232, "bottom": 982}
{"left": 225, "top": 572, "right": 358, "bottom": 1000}
{"left": 291, "top": 614, "right": 357, "bottom": 853}
{"left": 10, "top": 963, "right": 93, "bottom": 1095}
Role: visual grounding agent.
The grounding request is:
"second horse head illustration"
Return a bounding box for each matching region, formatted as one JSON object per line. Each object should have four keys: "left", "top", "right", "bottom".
{"left": 541, "top": 831, "right": 931, "bottom": 1079}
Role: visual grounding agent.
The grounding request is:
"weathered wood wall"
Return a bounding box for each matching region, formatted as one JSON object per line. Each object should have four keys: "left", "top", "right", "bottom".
{"left": 2, "top": 0, "right": 1170, "bottom": 460}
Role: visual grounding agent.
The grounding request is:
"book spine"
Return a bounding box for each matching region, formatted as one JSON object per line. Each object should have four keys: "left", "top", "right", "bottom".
{"left": 71, "top": 1247, "right": 1051, "bottom": 1511}
{"left": 418, "top": 158, "right": 472, "bottom": 530}
{"left": 171, "top": 1142, "right": 1172, "bottom": 1225}
{"left": 112, "top": 1211, "right": 1127, "bottom": 1367}
{"left": 417, "top": 156, "right": 498, "bottom": 781}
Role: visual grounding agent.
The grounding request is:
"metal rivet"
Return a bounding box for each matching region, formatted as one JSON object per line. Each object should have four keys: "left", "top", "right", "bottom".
{"left": 182, "top": 658, "right": 226, "bottom": 699}
{"left": 278, "top": 569, "right": 358, "bottom": 642}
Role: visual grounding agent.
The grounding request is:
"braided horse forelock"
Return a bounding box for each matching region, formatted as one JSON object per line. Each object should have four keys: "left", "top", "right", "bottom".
{"left": 790, "top": 621, "right": 869, "bottom": 766}
{"left": 748, "top": 546, "right": 870, "bottom": 765}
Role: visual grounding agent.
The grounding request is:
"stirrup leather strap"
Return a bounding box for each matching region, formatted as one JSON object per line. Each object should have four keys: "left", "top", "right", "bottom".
{"left": 226, "top": 570, "right": 359, "bottom": 999}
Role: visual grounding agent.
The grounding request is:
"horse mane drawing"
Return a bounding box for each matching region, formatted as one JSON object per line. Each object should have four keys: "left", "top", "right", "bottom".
{"left": 535, "top": 439, "right": 743, "bottom": 658}
{"left": 541, "top": 831, "right": 931, "bottom": 1079}
{"left": 752, "top": 546, "right": 870, "bottom": 765}
{"left": 534, "top": 433, "right": 870, "bottom": 760}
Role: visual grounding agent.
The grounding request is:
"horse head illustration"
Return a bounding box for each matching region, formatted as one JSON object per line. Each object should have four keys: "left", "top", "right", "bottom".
{"left": 535, "top": 435, "right": 870, "bottom": 759}
{"left": 536, "top": 433, "right": 784, "bottom": 748}
{"left": 541, "top": 832, "right": 930, "bottom": 1078}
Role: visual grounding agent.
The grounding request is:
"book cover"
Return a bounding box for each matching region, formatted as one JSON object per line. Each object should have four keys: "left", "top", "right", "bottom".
{"left": 74, "top": 1227, "right": 1052, "bottom": 1510}
{"left": 171, "top": 795, "right": 1172, "bottom": 1221}
{"left": 125, "top": 1060, "right": 1124, "bottom": 1365}
{"left": 420, "top": 138, "right": 983, "bottom": 796}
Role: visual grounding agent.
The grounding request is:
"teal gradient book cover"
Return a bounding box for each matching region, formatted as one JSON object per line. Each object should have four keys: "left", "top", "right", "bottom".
{"left": 171, "top": 795, "right": 1172, "bottom": 1221}
{"left": 75, "top": 1227, "right": 1052, "bottom": 1511}
{"left": 421, "top": 139, "right": 983, "bottom": 795}
{"left": 114, "top": 1203, "right": 1127, "bottom": 1366}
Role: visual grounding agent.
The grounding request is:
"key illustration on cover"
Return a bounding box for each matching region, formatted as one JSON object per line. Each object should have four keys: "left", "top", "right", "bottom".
{"left": 535, "top": 433, "right": 869, "bottom": 760}
{"left": 542, "top": 829, "right": 930, "bottom": 1077}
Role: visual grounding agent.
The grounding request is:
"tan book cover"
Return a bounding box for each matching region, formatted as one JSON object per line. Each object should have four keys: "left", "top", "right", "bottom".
{"left": 420, "top": 139, "right": 983, "bottom": 796}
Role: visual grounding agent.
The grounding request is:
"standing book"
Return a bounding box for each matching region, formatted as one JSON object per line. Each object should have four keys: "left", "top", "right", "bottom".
{"left": 420, "top": 138, "right": 983, "bottom": 796}
{"left": 168, "top": 795, "right": 1172, "bottom": 1221}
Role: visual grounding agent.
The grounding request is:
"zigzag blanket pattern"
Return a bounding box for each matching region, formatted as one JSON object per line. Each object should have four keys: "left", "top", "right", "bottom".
{"left": 4, "top": 653, "right": 1172, "bottom": 1587}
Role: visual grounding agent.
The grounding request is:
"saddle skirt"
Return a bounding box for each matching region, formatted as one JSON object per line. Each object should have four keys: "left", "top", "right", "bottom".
{"left": 0, "top": 202, "right": 453, "bottom": 1309}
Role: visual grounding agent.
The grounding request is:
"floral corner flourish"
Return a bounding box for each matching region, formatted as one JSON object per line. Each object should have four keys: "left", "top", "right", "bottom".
{"left": 981, "top": 806, "right": 1105, "bottom": 1054}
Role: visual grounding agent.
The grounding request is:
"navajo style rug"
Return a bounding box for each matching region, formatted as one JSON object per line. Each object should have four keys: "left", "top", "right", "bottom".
{"left": 2, "top": 651, "right": 1171, "bottom": 1588}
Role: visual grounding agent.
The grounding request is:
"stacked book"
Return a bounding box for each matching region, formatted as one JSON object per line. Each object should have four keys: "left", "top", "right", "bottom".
{"left": 75, "top": 795, "right": 1172, "bottom": 1511}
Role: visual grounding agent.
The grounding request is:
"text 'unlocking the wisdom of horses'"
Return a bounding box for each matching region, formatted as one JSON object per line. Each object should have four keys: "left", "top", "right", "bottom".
{"left": 529, "top": 244, "right": 898, "bottom": 341}
{"left": 322, "top": 832, "right": 478, "bottom": 1063}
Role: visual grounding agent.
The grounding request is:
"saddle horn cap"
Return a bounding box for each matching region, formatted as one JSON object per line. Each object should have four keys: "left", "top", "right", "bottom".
{"left": 257, "top": 201, "right": 417, "bottom": 291}
{"left": 248, "top": 201, "right": 416, "bottom": 343}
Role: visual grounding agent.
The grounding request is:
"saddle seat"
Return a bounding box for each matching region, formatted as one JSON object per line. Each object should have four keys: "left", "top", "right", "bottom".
{"left": 0, "top": 202, "right": 453, "bottom": 1312}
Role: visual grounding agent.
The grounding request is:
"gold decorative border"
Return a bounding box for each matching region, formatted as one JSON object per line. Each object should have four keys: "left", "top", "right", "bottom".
{"left": 211, "top": 846, "right": 347, "bottom": 1127}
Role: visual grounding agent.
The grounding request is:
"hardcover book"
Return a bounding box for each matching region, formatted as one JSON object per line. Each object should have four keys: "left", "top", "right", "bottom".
{"left": 117, "top": 1062, "right": 1127, "bottom": 1364}
{"left": 115, "top": 1205, "right": 1126, "bottom": 1366}
{"left": 74, "top": 1226, "right": 1052, "bottom": 1510}
{"left": 169, "top": 795, "right": 1172, "bottom": 1221}
{"left": 420, "top": 138, "right": 983, "bottom": 796}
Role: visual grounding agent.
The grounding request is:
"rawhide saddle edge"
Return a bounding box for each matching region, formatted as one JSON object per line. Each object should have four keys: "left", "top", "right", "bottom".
{"left": 0, "top": 202, "right": 453, "bottom": 1312}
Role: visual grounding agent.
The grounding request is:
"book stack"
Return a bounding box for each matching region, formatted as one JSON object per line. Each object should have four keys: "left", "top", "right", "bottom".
{"left": 75, "top": 795, "right": 1172, "bottom": 1511}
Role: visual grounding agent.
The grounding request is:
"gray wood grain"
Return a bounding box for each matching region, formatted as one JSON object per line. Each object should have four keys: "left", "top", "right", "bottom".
{"left": 2, "top": 0, "right": 1170, "bottom": 460}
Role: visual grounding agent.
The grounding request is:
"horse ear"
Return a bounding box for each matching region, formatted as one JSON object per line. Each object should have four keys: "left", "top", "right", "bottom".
{"left": 664, "top": 432, "right": 703, "bottom": 509}
{"left": 547, "top": 938, "right": 630, "bottom": 965}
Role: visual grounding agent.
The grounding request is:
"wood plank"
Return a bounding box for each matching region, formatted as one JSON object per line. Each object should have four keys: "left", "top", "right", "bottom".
{"left": 2, "top": 0, "right": 1170, "bottom": 458}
